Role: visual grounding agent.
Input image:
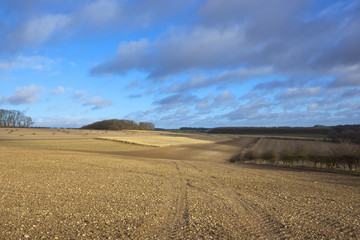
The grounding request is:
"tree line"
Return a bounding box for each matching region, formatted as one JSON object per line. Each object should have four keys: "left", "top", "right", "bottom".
{"left": 0, "top": 109, "right": 34, "bottom": 128}
{"left": 231, "top": 144, "right": 360, "bottom": 171}
{"left": 209, "top": 126, "right": 333, "bottom": 135}
{"left": 179, "top": 127, "right": 211, "bottom": 133}
{"left": 209, "top": 125, "right": 360, "bottom": 144}
{"left": 329, "top": 125, "right": 360, "bottom": 144}
{"left": 81, "top": 119, "right": 155, "bottom": 131}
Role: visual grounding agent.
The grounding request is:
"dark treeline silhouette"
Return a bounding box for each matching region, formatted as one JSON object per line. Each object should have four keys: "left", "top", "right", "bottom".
{"left": 81, "top": 119, "right": 155, "bottom": 131}
{"left": 0, "top": 109, "right": 34, "bottom": 128}
{"left": 210, "top": 125, "right": 360, "bottom": 144}
{"left": 179, "top": 127, "right": 211, "bottom": 132}
{"left": 329, "top": 125, "right": 360, "bottom": 144}
{"left": 209, "top": 126, "right": 332, "bottom": 135}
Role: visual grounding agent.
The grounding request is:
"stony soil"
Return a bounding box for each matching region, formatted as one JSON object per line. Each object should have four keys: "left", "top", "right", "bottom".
{"left": 0, "top": 133, "right": 359, "bottom": 239}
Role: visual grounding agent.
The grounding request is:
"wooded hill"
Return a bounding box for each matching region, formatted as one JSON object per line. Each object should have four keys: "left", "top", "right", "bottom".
{"left": 81, "top": 119, "right": 155, "bottom": 131}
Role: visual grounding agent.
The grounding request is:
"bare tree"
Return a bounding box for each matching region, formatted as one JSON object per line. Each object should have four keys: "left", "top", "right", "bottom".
{"left": 0, "top": 109, "right": 34, "bottom": 128}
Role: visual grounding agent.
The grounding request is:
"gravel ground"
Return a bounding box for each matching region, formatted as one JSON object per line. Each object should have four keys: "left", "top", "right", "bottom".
{"left": 1, "top": 137, "right": 359, "bottom": 239}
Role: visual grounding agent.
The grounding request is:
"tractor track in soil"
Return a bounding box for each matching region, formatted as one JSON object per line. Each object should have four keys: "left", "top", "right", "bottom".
{"left": 159, "top": 161, "right": 190, "bottom": 239}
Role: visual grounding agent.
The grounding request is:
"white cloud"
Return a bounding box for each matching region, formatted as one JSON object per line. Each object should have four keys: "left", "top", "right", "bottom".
{"left": 196, "top": 94, "right": 213, "bottom": 112}
{"left": 279, "top": 87, "right": 322, "bottom": 100}
{"left": 213, "top": 90, "right": 235, "bottom": 106}
{"left": 91, "top": 26, "right": 247, "bottom": 77}
{"left": 90, "top": 0, "right": 360, "bottom": 91}
{"left": 0, "top": 84, "right": 44, "bottom": 105}
{"left": 91, "top": 39, "right": 151, "bottom": 76}
{"left": 83, "top": 96, "right": 113, "bottom": 110}
{"left": 226, "top": 99, "right": 273, "bottom": 121}
{"left": 154, "top": 94, "right": 198, "bottom": 113}
{"left": 166, "top": 67, "right": 273, "bottom": 93}
{"left": 73, "top": 90, "right": 87, "bottom": 99}
{"left": 331, "top": 64, "right": 360, "bottom": 87}
{"left": 1, "top": 0, "right": 190, "bottom": 53}
{"left": 337, "top": 101, "right": 360, "bottom": 110}
{"left": 72, "top": 91, "right": 113, "bottom": 110}
{"left": 125, "top": 80, "right": 140, "bottom": 89}
{"left": 308, "top": 103, "right": 322, "bottom": 111}
{"left": 51, "top": 86, "right": 66, "bottom": 95}
{"left": 0, "top": 55, "right": 57, "bottom": 71}
{"left": 7, "top": 14, "right": 71, "bottom": 46}
{"left": 80, "top": 0, "right": 121, "bottom": 26}
{"left": 176, "top": 108, "right": 189, "bottom": 115}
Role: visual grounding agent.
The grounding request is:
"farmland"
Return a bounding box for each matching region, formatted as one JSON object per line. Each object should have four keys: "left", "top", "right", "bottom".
{"left": 1, "top": 128, "right": 360, "bottom": 239}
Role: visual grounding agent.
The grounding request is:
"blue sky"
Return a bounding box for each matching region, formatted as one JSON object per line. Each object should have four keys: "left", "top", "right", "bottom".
{"left": 0, "top": 0, "right": 359, "bottom": 128}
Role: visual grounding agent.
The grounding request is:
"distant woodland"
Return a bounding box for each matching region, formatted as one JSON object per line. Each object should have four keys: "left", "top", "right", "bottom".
{"left": 179, "top": 127, "right": 211, "bottom": 132}
{"left": 81, "top": 119, "right": 155, "bottom": 131}
{"left": 0, "top": 109, "right": 34, "bottom": 127}
{"left": 209, "top": 125, "right": 360, "bottom": 144}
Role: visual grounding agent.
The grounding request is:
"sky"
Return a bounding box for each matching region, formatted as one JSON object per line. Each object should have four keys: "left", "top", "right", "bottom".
{"left": 0, "top": 0, "right": 359, "bottom": 129}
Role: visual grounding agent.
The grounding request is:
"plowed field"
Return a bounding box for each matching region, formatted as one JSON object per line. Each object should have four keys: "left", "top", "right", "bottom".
{"left": 1, "top": 129, "right": 359, "bottom": 239}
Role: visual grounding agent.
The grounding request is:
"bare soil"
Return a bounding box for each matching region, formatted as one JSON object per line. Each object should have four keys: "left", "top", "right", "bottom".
{"left": 0, "top": 129, "right": 359, "bottom": 239}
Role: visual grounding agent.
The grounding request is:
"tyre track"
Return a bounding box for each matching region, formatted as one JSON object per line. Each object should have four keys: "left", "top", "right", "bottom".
{"left": 180, "top": 161, "right": 263, "bottom": 238}
{"left": 160, "top": 161, "right": 190, "bottom": 239}
{"left": 215, "top": 164, "right": 296, "bottom": 239}
{"left": 235, "top": 192, "right": 292, "bottom": 239}
{"left": 181, "top": 161, "right": 295, "bottom": 239}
